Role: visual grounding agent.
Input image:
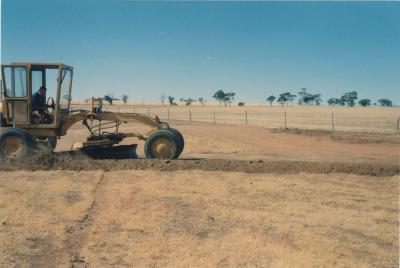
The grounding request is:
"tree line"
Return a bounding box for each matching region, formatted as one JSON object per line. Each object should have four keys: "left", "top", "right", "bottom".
{"left": 88, "top": 89, "right": 393, "bottom": 107}
{"left": 266, "top": 88, "right": 393, "bottom": 107}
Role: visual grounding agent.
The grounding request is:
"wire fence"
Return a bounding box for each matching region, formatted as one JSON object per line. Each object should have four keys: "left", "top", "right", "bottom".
{"left": 71, "top": 104, "right": 400, "bottom": 134}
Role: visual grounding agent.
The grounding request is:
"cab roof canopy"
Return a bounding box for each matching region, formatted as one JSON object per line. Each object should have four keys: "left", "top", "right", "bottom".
{"left": 8, "top": 62, "right": 73, "bottom": 70}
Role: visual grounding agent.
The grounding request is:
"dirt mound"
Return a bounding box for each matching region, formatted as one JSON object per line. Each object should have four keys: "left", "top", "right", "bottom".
{"left": 0, "top": 152, "right": 397, "bottom": 176}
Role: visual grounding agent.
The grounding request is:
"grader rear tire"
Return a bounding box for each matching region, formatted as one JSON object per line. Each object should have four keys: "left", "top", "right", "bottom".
{"left": 0, "top": 129, "right": 33, "bottom": 160}
{"left": 144, "top": 130, "right": 180, "bottom": 160}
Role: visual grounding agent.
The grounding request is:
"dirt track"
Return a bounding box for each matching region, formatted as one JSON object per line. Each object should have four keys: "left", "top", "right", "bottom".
{"left": 0, "top": 153, "right": 398, "bottom": 176}
{"left": 1, "top": 122, "right": 398, "bottom": 176}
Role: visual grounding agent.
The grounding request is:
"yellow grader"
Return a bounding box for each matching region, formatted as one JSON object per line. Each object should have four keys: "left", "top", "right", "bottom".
{"left": 0, "top": 63, "right": 184, "bottom": 160}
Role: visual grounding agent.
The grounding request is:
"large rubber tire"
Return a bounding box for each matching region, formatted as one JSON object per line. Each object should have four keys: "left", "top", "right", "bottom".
{"left": 0, "top": 129, "right": 33, "bottom": 160}
{"left": 166, "top": 128, "right": 184, "bottom": 155}
{"left": 144, "top": 130, "right": 180, "bottom": 160}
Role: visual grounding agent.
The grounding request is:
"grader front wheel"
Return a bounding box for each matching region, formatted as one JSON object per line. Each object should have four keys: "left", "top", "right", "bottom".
{"left": 144, "top": 130, "right": 182, "bottom": 160}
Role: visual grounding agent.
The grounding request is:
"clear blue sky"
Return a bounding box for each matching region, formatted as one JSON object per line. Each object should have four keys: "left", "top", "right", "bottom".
{"left": 2, "top": 0, "right": 399, "bottom": 104}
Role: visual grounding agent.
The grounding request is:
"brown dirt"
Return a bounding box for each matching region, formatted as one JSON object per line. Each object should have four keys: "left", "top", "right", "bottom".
{"left": 0, "top": 152, "right": 397, "bottom": 176}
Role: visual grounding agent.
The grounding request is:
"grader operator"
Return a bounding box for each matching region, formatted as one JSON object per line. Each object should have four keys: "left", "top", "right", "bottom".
{"left": 0, "top": 63, "right": 184, "bottom": 160}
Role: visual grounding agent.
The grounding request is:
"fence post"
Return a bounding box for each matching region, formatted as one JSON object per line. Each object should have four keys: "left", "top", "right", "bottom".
{"left": 331, "top": 112, "right": 335, "bottom": 132}
{"left": 245, "top": 110, "right": 248, "bottom": 125}
{"left": 167, "top": 109, "right": 170, "bottom": 120}
{"left": 397, "top": 116, "right": 400, "bottom": 133}
{"left": 189, "top": 110, "right": 192, "bottom": 122}
{"left": 213, "top": 111, "right": 216, "bottom": 124}
{"left": 284, "top": 112, "right": 287, "bottom": 129}
{"left": 133, "top": 107, "right": 135, "bottom": 113}
{"left": 147, "top": 108, "right": 150, "bottom": 116}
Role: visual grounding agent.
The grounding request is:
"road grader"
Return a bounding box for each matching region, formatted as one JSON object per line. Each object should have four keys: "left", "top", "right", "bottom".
{"left": 0, "top": 63, "right": 184, "bottom": 160}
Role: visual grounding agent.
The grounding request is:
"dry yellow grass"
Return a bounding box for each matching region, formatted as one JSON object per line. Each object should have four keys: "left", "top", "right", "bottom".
{"left": 0, "top": 170, "right": 398, "bottom": 267}
{"left": 71, "top": 103, "right": 400, "bottom": 134}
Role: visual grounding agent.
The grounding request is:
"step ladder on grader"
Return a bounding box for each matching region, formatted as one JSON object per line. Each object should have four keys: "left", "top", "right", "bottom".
{"left": 0, "top": 63, "right": 184, "bottom": 160}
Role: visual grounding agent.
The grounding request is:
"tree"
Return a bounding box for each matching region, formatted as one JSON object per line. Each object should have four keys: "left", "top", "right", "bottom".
{"left": 277, "top": 93, "right": 288, "bottom": 106}
{"left": 340, "top": 91, "right": 358, "bottom": 107}
{"left": 277, "top": 92, "right": 295, "bottom": 106}
{"left": 266, "top": 95, "right": 276, "bottom": 106}
{"left": 168, "top": 96, "right": 176, "bottom": 106}
{"left": 104, "top": 95, "right": 114, "bottom": 105}
{"left": 377, "top": 98, "right": 393, "bottom": 107}
{"left": 223, "top": 92, "right": 235, "bottom": 106}
{"left": 184, "top": 98, "right": 194, "bottom": 106}
{"left": 298, "top": 88, "right": 321, "bottom": 105}
{"left": 213, "top": 90, "right": 226, "bottom": 105}
{"left": 327, "top": 98, "right": 340, "bottom": 106}
{"left": 213, "top": 90, "right": 235, "bottom": 106}
{"left": 298, "top": 88, "right": 309, "bottom": 105}
{"left": 313, "top": 94, "right": 322, "bottom": 105}
{"left": 160, "top": 94, "right": 166, "bottom": 105}
{"left": 198, "top": 97, "right": 205, "bottom": 106}
{"left": 358, "top": 99, "right": 371, "bottom": 107}
{"left": 121, "top": 94, "right": 129, "bottom": 105}
{"left": 287, "top": 94, "right": 297, "bottom": 106}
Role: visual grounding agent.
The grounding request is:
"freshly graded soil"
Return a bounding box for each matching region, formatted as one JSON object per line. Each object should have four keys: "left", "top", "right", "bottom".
{"left": 0, "top": 152, "right": 397, "bottom": 176}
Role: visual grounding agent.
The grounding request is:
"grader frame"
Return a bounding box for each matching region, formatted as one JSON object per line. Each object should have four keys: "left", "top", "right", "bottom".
{"left": 0, "top": 63, "right": 184, "bottom": 160}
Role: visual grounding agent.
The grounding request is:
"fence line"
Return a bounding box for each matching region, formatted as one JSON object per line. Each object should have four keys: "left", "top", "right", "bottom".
{"left": 70, "top": 104, "right": 400, "bottom": 134}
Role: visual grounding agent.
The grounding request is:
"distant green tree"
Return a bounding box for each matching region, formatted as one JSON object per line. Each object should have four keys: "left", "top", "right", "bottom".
{"left": 213, "top": 90, "right": 235, "bottom": 106}
{"left": 377, "top": 98, "right": 393, "bottom": 107}
{"left": 213, "top": 90, "right": 226, "bottom": 105}
{"left": 160, "top": 94, "right": 166, "bottom": 105}
{"left": 121, "top": 94, "right": 129, "bottom": 105}
{"left": 184, "top": 98, "right": 194, "bottom": 105}
{"left": 104, "top": 95, "right": 113, "bottom": 105}
{"left": 298, "top": 88, "right": 322, "bottom": 105}
{"left": 277, "top": 93, "right": 288, "bottom": 106}
{"left": 313, "top": 94, "right": 322, "bottom": 105}
{"left": 278, "top": 92, "right": 295, "bottom": 106}
{"left": 358, "top": 99, "right": 371, "bottom": 107}
{"left": 198, "top": 97, "right": 205, "bottom": 106}
{"left": 327, "top": 98, "right": 340, "bottom": 106}
{"left": 223, "top": 92, "right": 235, "bottom": 106}
{"left": 340, "top": 91, "right": 358, "bottom": 107}
{"left": 266, "top": 95, "right": 276, "bottom": 106}
{"left": 168, "top": 96, "right": 176, "bottom": 106}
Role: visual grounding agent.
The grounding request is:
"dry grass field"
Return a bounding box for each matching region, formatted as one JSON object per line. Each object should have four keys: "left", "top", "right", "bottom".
{"left": 0, "top": 120, "right": 399, "bottom": 267}
{"left": 0, "top": 170, "right": 398, "bottom": 267}
{"left": 72, "top": 103, "right": 400, "bottom": 134}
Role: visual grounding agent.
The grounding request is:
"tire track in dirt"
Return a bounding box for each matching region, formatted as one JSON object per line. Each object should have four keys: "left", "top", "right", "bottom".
{"left": 65, "top": 172, "right": 107, "bottom": 267}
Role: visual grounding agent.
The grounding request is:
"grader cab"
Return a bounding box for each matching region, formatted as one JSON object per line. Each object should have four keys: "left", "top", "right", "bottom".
{"left": 0, "top": 63, "right": 184, "bottom": 160}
